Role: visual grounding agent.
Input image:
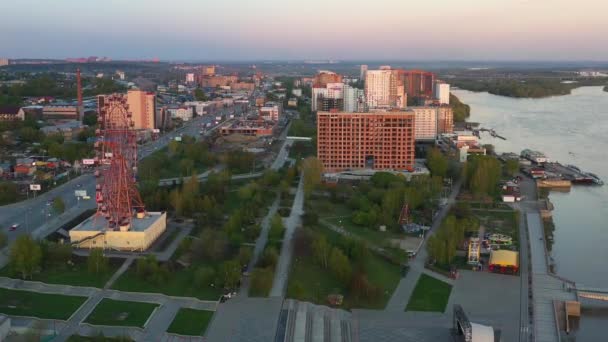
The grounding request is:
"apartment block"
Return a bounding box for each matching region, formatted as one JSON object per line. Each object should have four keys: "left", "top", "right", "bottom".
{"left": 410, "top": 106, "right": 454, "bottom": 140}
{"left": 127, "top": 90, "right": 156, "bottom": 130}
{"left": 317, "top": 111, "right": 415, "bottom": 172}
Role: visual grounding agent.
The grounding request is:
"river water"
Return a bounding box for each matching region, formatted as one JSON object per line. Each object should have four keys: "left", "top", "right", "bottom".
{"left": 453, "top": 86, "right": 608, "bottom": 341}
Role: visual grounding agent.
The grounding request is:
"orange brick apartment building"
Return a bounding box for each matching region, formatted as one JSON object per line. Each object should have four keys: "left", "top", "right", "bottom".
{"left": 317, "top": 111, "right": 415, "bottom": 172}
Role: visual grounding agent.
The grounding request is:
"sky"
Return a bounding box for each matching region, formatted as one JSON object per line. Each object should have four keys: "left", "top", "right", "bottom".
{"left": 1, "top": 0, "right": 607, "bottom": 61}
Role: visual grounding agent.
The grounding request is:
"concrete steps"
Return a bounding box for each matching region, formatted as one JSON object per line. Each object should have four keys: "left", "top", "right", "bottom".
{"left": 277, "top": 299, "right": 353, "bottom": 342}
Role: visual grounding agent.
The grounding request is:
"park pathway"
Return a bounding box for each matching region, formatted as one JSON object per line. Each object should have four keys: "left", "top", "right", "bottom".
{"left": 269, "top": 174, "right": 304, "bottom": 297}
{"left": 386, "top": 178, "right": 462, "bottom": 311}
{"left": 240, "top": 195, "right": 280, "bottom": 296}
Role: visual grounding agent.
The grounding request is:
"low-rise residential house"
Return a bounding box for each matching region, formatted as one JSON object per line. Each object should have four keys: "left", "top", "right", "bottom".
{"left": 0, "top": 106, "right": 25, "bottom": 121}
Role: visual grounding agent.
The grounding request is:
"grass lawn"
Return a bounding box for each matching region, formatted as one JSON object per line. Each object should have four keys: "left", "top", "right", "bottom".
{"left": 167, "top": 308, "right": 214, "bottom": 336}
{"left": 309, "top": 197, "right": 353, "bottom": 218}
{"left": 84, "top": 299, "right": 158, "bottom": 328}
{"left": 0, "top": 288, "right": 86, "bottom": 320}
{"left": 111, "top": 262, "right": 223, "bottom": 301}
{"left": 406, "top": 274, "right": 452, "bottom": 312}
{"left": 0, "top": 257, "right": 120, "bottom": 288}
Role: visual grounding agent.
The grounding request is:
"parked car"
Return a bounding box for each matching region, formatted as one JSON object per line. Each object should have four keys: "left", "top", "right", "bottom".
{"left": 9, "top": 224, "right": 20, "bottom": 231}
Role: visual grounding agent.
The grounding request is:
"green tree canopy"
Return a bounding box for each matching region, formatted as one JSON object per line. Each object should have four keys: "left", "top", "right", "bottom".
{"left": 10, "top": 235, "right": 42, "bottom": 279}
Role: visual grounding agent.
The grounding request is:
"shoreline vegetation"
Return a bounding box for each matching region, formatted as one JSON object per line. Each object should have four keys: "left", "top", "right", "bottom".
{"left": 449, "top": 93, "right": 470, "bottom": 122}
{"left": 452, "top": 78, "right": 608, "bottom": 99}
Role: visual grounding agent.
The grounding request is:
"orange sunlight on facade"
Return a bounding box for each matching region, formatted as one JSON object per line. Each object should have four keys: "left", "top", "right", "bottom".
{"left": 317, "top": 111, "right": 415, "bottom": 172}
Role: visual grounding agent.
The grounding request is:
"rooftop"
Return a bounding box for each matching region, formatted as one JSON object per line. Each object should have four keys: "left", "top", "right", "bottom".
{"left": 72, "top": 211, "right": 165, "bottom": 232}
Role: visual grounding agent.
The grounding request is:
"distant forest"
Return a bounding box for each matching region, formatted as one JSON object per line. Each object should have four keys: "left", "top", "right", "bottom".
{"left": 452, "top": 78, "right": 608, "bottom": 98}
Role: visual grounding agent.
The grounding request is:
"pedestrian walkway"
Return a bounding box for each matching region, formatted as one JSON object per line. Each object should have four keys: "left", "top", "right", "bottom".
{"left": 526, "top": 212, "right": 576, "bottom": 342}
{"left": 104, "top": 256, "right": 134, "bottom": 289}
{"left": 386, "top": 179, "right": 462, "bottom": 311}
{"left": 269, "top": 175, "right": 304, "bottom": 297}
{"left": 241, "top": 195, "right": 280, "bottom": 296}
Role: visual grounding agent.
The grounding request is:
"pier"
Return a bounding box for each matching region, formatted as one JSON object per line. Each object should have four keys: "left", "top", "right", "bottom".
{"left": 475, "top": 127, "right": 507, "bottom": 140}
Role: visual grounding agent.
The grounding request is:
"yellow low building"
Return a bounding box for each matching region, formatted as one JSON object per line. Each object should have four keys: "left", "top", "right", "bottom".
{"left": 488, "top": 250, "right": 519, "bottom": 274}
{"left": 70, "top": 212, "right": 167, "bottom": 251}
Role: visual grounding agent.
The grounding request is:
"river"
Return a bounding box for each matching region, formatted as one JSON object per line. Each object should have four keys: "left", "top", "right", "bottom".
{"left": 453, "top": 86, "right": 608, "bottom": 341}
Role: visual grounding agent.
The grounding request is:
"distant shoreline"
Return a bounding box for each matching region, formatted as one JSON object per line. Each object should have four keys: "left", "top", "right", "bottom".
{"left": 452, "top": 79, "right": 608, "bottom": 99}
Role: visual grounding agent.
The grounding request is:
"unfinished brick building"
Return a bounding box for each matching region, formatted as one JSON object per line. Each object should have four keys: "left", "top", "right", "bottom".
{"left": 317, "top": 111, "right": 415, "bottom": 172}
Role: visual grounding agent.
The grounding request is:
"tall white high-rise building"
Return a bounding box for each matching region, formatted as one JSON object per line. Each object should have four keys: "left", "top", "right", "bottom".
{"left": 360, "top": 65, "right": 368, "bottom": 80}
{"left": 344, "top": 85, "right": 366, "bottom": 112}
{"left": 365, "top": 70, "right": 393, "bottom": 108}
{"left": 434, "top": 81, "right": 450, "bottom": 105}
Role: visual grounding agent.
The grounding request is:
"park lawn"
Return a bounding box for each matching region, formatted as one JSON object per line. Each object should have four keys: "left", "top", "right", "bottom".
{"left": 287, "top": 257, "right": 346, "bottom": 306}
{"left": 324, "top": 217, "right": 401, "bottom": 247}
{"left": 84, "top": 298, "right": 158, "bottom": 328}
{"left": 405, "top": 274, "right": 452, "bottom": 312}
{"left": 0, "top": 288, "right": 86, "bottom": 320}
{"left": 309, "top": 197, "right": 353, "bottom": 218}
{"left": 167, "top": 308, "right": 214, "bottom": 336}
{"left": 0, "top": 258, "right": 120, "bottom": 288}
{"left": 362, "top": 254, "right": 401, "bottom": 309}
{"left": 111, "top": 262, "right": 223, "bottom": 301}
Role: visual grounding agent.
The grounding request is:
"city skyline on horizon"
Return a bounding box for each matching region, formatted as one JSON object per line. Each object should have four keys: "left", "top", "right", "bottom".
{"left": 1, "top": 0, "right": 608, "bottom": 61}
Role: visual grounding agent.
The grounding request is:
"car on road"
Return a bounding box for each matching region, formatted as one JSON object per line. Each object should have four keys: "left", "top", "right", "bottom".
{"left": 9, "top": 224, "right": 20, "bottom": 231}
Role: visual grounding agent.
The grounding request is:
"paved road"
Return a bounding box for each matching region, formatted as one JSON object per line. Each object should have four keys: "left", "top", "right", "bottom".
{"left": 269, "top": 173, "right": 304, "bottom": 297}
{"left": 386, "top": 178, "right": 463, "bottom": 311}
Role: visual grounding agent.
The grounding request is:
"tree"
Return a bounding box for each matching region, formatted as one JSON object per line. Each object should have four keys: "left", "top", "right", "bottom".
{"left": 53, "top": 197, "right": 66, "bottom": 214}
{"left": 269, "top": 214, "right": 285, "bottom": 240}
{"left": 19, "top": 126, "right": 42, "bottom": 143}
{"left": 467, "top": 156, "right": 502, "bottom": 199}
{"left": 83, "top": 112, "right": 98, "bottom": 126}
{"left": 329, "top": 247, "right": 352, "bottom": 284}
{"left": 427, "top": 148, "right": 448, "bottom": 178}
{"left": 87, "top": 248, "right": 108, "bottom": 274}
{"left": 194, "top": 88, "right": 208, "bottom": 101}
{"left": 312, "top": 235, "right": 330, "bottom": 268}
{"left": 9, "top": 235, "right": 42, "bottom": 279}
{"left": 0, "top": 182, "right": 18, "bottom": 205}
{"left": 260, "top": 247, "right": 279, "bottom": 268}
{"left": 169, "top": 189, "right": 184, "bottom": 217}
{"left": 45, "top": 242, "right": 72, "bottom": 265}
{"left": 505, "top": 159, "right": 520, "bottom": 176}
{"left": 450, "top": 93, "right": 471, "bottom": 122}
{"left": 219, "top": 260, "right": 241, "bottom": 289}
{"left": 179, "top": 159, "right": 195, "bottom": 177}
{"left": 302, "top": 157, "right": 323, "bottom": 197}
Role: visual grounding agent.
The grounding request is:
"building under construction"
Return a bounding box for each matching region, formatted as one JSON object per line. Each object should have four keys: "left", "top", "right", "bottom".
{"left": 69, "top": 94, "right": 166, "bottom": 251}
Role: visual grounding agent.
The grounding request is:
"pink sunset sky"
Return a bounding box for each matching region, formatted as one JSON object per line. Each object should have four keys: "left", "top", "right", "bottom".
{"left": 0, "top": 0, "right": 606, "bottom": 60}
